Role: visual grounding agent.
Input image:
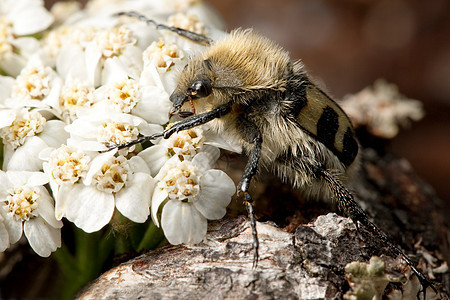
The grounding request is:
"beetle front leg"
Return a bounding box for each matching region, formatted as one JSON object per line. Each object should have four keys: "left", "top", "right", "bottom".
{"left": 162, "top": 103, "right": 231, "bottom": 139}
{"left": 109, "top": 104, "right": 231, "bottom": 150}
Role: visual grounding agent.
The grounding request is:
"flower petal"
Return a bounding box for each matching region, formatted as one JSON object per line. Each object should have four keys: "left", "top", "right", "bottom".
{"left": 84, "top": 150, "right": 116, "bottom": 185}
{"left": 0, "top": 172, "right": 9, "bottom": 195}
{"left": 10, "top": 1, "right": 54, "bottom": 35}
{"left": 134, "top": 86, "right": 171, "bottom": 125}
{"left": 151, "top": 187, "right": 168, "bottom": 227}
{"left": 5, "top": 170, "right": 48, "bottom": 187}
{"left": 101, "top": 56, "right": 130, "bottom": 85}
{"left": 138, "top": 145, "right": 169, "bottom": 177}
{"left": 128, "top": 155, "right": 151, "bottom": 174}
{"left": 58, "top": 183, "right": 114, "bottom": 233}
{"left": 0, "top": 53, "right": 27, "bottom": 77}
{"left": 24, "top": 216, "right": 61, "bottom": 257}
{"left": 26, "top": 171, "right": 50, "bottom": 186}
{"left": 0, "top": 222, "right": 10, "bottom": 252}
{"left": 192, "top": 146, "right": 220, "bottom": 171}
{"left": 65, "top": 118, "right": 100, "bottom": 140}
{"left": 83, "top": 42, "right": 102, "bottom": 86}
{"left": 38, "top": 120, "right": 69, "bottom": 149}
{"left": 194, "top": 170, "right": 235, "bottom": 220}
{"left": 115, "top": 172, "right": 155, "bottom": 223}
{"left": 161, "top": 200, "right": 207, "bottom": 245}
{"left": 0, "top": 206, "right": 23, "bottom": 244}
{"left": 6, "top": 136, "right": 48, "bottom": 171}
{"left": 0, "top": 76, "right": 14, "bottom": 104}
{"left": 35, "top": 187, "right": 62, "bottom": 229}
{"left": 203, "top": 128, "right": 243, "bottom": 153}
{"left": 56, "top": 44, "right": 86, "bottom": 82}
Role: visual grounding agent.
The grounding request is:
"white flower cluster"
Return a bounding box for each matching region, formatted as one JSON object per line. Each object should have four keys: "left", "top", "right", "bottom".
{"left": 341, "top": 79, "right": 425, "bottom": 139}
{"left": 0, "top": 0, "right": 235, "bottom": 257}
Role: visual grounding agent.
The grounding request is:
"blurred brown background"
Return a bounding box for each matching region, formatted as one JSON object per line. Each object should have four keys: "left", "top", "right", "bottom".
{"left": 45, "top": 0, "right": 450, "bottom": 211}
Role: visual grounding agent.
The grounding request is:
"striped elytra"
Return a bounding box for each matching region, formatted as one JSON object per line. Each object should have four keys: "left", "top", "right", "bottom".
{"left": 288, "top": 81, "right": 358, "bottom": 167}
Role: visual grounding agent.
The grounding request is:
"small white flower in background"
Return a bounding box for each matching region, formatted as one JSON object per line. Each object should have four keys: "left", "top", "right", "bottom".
{"left": 49, "top": 1, "right": 82, "bottom": 25}
{"left": 151, "top": 150, "right": 235, "bottom": 245}
{"left": 0, "top": 18, "right": 14, "bottom": 58}
{"left": 341, "top": 79, "right": 425, "bottom": 139}
{"left": 0, "top": 170, "right": 62, "bottom": 257}
{"left": 54, "top": 150, "right": 156, "bottom": 233}
{"left": 164, "top": 12, "right": 207, "bottom": 56}
{"left": 0, "top": 108, "right": 69, "bottom": 171}
{"left": 0, "top": 0, "right": 54, "bottom": 36}
{"left": 168, "top": 13, "right": 206, "bottom": 35}
{"left": 0, "top": 0, "right": 54, "bottom": 76}
{"left": 96, "top": 26, "right": 135, "bottom": 59}
{"left": 41, "top": 25, "right": 98, "bottom": 68}
{"left": 52, "top": 25, "right": 143, "bottom": 87}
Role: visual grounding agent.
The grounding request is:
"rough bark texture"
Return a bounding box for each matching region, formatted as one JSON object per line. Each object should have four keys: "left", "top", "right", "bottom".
{"left": 77, "top": 149, "right": 449, "bottom": 299}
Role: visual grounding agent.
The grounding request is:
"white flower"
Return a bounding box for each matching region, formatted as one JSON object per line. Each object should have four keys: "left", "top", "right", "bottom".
{"left": 0, "top": 108, "right": 46, "bottom": 149}
{"left": 54, "top": 150, "right": 156, "bottom": 233}
{"left": 0, "top": 18, "right": 14, "bottom": 58}
{"left": 139, "top": 124, "right": 242, "bottom": 176}
{"left": 84, "top": 25, "right": 143, "bottom": 85}
{"left": 50, "top": 1, "right": 82, "bottom": 25}
{"left": 6, "top": 56, "right": 62, "bottom": 110}
{"left": 139, "top": 37, "right": 187, "bottom": 94}
{"left": 139, "top": 125, "right": 206, "bottom": 176}
{"left": 53, "top": 25, "right": 142, "bottom": 87}
{"left": 0, "top": 0, "right": 54, "bottom": 36}
{"left": 0, "top": 108, "right": 69, "bottom": 171}
{"left": 93, "top": 75, "right": 172, "bottom": 125}
{"left": 41, "top": 144, "right": 92, "bottom": 201}
{"left": 65, "top": 106, "right": 162, "bottom": 153}
{"left": 42, "top": 25, "right": 98, "bottom": 68}
{"left": 341, "top": 79, "right": 425, "bottom": 139}
{"left": 168, "top": 12, "right": 206, "bottom": 35}
{"left": 0, "top": 0, "right": 54, "bottom": 76}
{"left": 143, "top": 39, "right": 185, "bottom": 72}
{"left": 96, "top": 26, "right": 135, "bottom": 58}
{"left": 0, "top": 170, "right": 62, "bottom": 257}
{"left": 58, "top": 79, "right": 96, "bottom": 123}
{"left": 151, "top": 152, "right": 235, "bottom": 245}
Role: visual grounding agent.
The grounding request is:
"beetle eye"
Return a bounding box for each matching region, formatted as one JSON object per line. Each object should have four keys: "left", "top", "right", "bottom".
{"left": 190, "top": 79, "right": 212, "bottom": 98}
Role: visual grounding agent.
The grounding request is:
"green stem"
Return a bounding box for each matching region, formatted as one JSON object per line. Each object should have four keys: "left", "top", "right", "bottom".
{"left": 53, "top": 219, "right": 166, "bottom": 298}
{"left": 75, "top": 229, "right": 101, "bottom": 279}
{"left": 137, "top": 221, "right": 166, "bottom": 252}
{"left": 53, "top": 244, "right": 78, "bottom": 282}
{"left": 54, "top": 226, "right": 114, "bottom": 300}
